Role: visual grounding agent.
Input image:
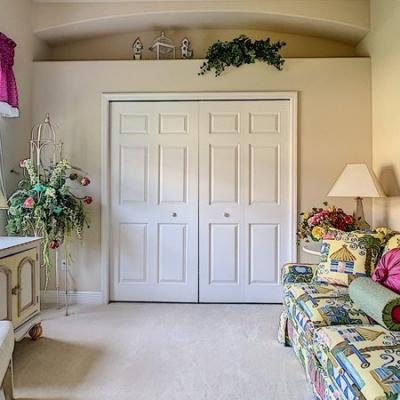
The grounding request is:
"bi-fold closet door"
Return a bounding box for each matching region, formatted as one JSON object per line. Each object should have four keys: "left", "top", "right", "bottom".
{"left": 110, "top": 99, "right": 293, "bottom": 303}
{"left": 110, "top": 101, "right": 199, "bottom": 302}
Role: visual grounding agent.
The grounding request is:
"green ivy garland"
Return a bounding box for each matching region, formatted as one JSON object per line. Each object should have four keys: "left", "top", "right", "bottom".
{"left": 199, "top": 35, "right": 286, "bottom": 77}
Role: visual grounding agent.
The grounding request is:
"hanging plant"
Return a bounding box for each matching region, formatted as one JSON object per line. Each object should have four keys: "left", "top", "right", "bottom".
{"left": 199, "top": 35, "right": 286, "bottom": 77}
{"left": 6, "top": 158, "right": 92, "bottom": 286}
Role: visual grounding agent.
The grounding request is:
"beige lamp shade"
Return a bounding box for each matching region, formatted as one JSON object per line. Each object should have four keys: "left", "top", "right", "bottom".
{"left": 328, "top": 163, "right": 385, "bottom": 198}
{"left": 0, "top": 190, "right": 8, "bottom": 209}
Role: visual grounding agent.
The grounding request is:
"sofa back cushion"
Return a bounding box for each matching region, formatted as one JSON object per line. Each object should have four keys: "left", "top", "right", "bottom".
{"left": 316, "top": 231, "right": 382, "bottom": 286}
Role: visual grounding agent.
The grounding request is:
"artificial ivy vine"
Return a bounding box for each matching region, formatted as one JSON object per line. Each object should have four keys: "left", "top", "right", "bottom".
{"left": 199, "top": 35, "right": 286, "bottom": 77}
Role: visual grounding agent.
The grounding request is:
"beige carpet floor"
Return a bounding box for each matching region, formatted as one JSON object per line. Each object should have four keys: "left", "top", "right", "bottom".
{"left": 13, "top": 303, "right": 311, "bottom": 400}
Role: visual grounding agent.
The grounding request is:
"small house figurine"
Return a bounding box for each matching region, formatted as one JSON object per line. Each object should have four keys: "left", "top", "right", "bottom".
{"left": 149, "top": 32, "right": 175, "bottom": 60}
{"left": 180, "top": 37, "right": 193, "bottom": 59}
{"left": 132, "top": 37, "right": 144, "bottom": 60}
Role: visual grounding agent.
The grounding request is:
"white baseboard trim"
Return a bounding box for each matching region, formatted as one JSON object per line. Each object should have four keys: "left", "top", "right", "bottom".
{"left": 41, "top": 290, "right": 103, "bottom": 305}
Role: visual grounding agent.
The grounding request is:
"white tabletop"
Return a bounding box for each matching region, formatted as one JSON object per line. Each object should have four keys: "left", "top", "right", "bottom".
{"left": 302, "top": 241, "right": 322, "bottom": 256}
{"left": 0, "top": 236, "right": 41, "bottom": 252}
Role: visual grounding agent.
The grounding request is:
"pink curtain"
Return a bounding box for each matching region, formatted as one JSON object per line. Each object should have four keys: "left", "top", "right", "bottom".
{"left": 0, "top": 33, "right": 19, "bottom": 118}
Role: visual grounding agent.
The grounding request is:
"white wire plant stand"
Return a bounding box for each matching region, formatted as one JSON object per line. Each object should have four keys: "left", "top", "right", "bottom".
{"left": 30, "top": 114, "right": 70, "bottom": 316}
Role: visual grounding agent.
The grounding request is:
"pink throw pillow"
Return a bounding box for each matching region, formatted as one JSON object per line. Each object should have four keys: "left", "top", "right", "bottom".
{"left": 372, "top": 248, "right": 400, "bottom": 294}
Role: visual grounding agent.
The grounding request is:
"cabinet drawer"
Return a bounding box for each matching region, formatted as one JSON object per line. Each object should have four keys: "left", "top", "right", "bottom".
{"left": 0, "top": 248, "right": 40, "bottom": 328}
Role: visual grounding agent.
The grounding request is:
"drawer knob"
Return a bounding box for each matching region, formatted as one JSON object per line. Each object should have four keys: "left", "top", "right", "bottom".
{"left": 11, "top": 285, "right": 20, "bottom": 295}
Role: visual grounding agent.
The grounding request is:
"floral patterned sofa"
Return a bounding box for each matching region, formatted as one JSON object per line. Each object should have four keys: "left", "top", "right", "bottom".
{"left": 278, "top": 262, "right": 400, "bottom": 400}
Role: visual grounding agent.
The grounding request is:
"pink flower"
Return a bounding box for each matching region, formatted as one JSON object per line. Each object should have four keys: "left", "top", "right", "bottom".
{"left": 323, "top": 231, "right": 336, "bottom": 240}
{"left": 80, "top": 176, "right": 91, "bottom": 186}
{"left": 344, "top": 215, "right": 353, "bottom": 224}
{"left": 83, "top": 196, "right": 93, "bottom": 205}
{"left": 19, "top": 159, "right": 28, "bottom": 168}
{"left": 23, "top": 197, "right": 35, "bottom": 208}
{"left": 49, "top": 240, "right": 59, "bottom": 249}
{"left": 309, "top": 217, "right": 318, "bottom": 225}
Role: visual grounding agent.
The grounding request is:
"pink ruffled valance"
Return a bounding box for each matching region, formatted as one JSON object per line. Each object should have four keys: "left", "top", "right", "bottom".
{"left": 0, "top": 32, "right": 19, "bottom": 118}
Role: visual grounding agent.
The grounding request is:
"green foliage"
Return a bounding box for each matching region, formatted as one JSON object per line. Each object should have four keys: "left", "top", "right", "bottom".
{"left": 6, "top": 159, "right": 91, "bottom": 286}
{"left": 199, "top": 35, "right": 286, "bottom": 76}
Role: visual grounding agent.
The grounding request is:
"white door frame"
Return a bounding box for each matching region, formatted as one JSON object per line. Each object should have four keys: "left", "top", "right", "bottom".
{"left": 101, "top": 92, "right": 298, "bottom": 304}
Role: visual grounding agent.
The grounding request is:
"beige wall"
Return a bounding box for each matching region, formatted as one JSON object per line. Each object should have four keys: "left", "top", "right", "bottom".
{"left": 32, "top": 58, "right": 372, "bottom": 292}
{"left": 49, "top": 29, "right": 357, "bottom": 61}
{"left": 357, "top": 1, "right": 400, "bottom": 230}
{"left": 0, "top": 0, "right": 50, "bottom": 234}
{"left": 33, "top": 0, "right": 370, "bottom": 44}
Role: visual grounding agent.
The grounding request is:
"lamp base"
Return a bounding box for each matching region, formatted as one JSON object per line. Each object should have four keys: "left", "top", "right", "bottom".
{"left": 354, "top": 197, "right": 370, "bottom": 230}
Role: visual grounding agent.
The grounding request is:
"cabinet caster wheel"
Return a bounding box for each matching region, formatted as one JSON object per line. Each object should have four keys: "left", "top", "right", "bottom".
{"left": 29, "top": 323, "right": 43, "bottom": 340}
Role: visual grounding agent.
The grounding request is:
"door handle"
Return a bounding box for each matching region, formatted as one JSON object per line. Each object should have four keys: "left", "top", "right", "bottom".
{"left": 223, "top": 212, "right": 230, "bottom": 218}
{"left": 171, "top": 212, "right": 177, "bottom": 217}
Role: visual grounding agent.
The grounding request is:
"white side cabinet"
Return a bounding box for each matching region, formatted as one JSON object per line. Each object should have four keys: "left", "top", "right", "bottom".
{"left": 0, "top": 237, "right": 42, "bottom": 341}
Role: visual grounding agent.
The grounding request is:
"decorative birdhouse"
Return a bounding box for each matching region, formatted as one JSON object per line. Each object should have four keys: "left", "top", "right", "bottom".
{"left": 30, "top": 113, "right": 63, "bottom": 178}
{"left": 149, "top": 32, "right": 175, "bottom": 60}
{"left": 180, "top": 37, "right": 193, "bottom": 59}
{"left": 132, "top": 37, "right": 144, "bottom": 60}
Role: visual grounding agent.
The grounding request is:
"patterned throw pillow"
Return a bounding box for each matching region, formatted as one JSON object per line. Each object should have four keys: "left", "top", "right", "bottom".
{"left": 316, "top": 231, "right": 383, "bottom": 286}
{"left": 382, "top": 232, "right": 400, "bottom": 255}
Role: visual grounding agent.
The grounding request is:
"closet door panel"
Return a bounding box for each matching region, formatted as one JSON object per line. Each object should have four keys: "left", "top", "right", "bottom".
{"left": 209, "top": 145, "right": 240, "bottom": 204}
{"left": 209, "top": 223, "right": 239, "bottom": 284}
{"left": 157, "top": 223, "right": 187, "bottom": 283}
{"left": 111, "top": 101, "right": 198, "bottom": 302}
{"left": 158, "top": 145, "right": 188, "bottom": 204}
{"left": 199, "top": 100, "right": 294, "bottom": 303}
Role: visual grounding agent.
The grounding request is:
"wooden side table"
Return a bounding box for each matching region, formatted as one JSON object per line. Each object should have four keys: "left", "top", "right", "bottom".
{"left": 0, "top": 237, "right": 43, "bottom": 341}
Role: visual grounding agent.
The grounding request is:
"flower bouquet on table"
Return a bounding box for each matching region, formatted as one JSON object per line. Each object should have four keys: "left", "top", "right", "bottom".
{"left": 297, "top": 202, "right": 355, "bottom": 242}
{"left": 6, "top": 158, "right": 92, "bottom": 285}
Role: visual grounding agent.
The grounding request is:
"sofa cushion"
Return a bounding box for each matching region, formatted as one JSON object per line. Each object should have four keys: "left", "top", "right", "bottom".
{"left": 314, "top": 324, "right": 400, "bottom": 400}
{"left": 317, "top": 231, "right": 382, "bottom": 286}
{"left": 292, "top": 294, "right": 372, "bottom": 342}
{"left": 284, "top": 282, "right": 349, "bottom": 304}
{"left": 284, "top": 283, "right": 372, "bottom": 341}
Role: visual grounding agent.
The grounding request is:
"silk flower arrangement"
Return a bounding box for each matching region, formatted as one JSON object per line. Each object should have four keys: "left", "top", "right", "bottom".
{"left": 6, "top": 158, "right": 92, "bottom": 285}
{"left": 297, "top": 202, "right": 355, "bottom": 242}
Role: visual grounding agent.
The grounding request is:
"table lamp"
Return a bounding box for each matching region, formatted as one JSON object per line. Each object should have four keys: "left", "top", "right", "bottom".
{"left": 327, "top": 163, "right": 385, "bottom": 228}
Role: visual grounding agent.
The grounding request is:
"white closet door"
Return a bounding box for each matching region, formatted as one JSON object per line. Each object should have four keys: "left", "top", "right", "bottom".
{"left": 199, "top": 100, "right": 294, "bottom": 303}
{"left": 110, "top": 101, "right": 198, "bottom": 301}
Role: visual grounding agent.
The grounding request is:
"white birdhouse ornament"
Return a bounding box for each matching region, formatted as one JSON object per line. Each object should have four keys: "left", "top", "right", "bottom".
{"left": 132, "top": 37, "right": 144, "bottom": 60}
{"left": 149, "top": 32, "right": 176, "bottom": 60}
{"left": 180, "top": 37, "right": 193, "bottom": 59}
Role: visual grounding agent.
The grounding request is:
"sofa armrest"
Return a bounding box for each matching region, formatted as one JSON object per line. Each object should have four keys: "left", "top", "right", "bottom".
{"left": 281, "top": 263, "right": 318, "bottom": 285}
